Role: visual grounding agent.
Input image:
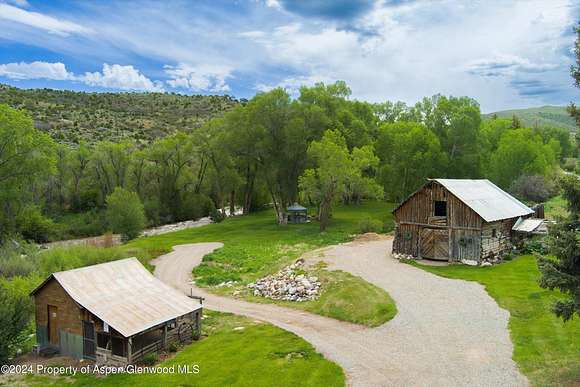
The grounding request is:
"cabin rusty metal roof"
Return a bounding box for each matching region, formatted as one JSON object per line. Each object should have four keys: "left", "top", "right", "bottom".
{"left": 33, "top": 258, "right": 201, "bottom": 338}
{"left": 433, "top": 179, "right": 534, "bottom": 222}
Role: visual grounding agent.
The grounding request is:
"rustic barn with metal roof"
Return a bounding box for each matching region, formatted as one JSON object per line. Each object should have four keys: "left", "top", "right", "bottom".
{"left": 31, "top": 258, "right": 202, "bottom": 365}
{"left": 392, "top": 179, "right": 535, "bottom": 263}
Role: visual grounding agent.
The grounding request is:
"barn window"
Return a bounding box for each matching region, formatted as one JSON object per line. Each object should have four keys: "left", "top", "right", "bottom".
{"left": 434, "top": 201, "right": 447, "bottom": 217}
{"left": 492, "top": 229, "right": 497, "bottom": 238}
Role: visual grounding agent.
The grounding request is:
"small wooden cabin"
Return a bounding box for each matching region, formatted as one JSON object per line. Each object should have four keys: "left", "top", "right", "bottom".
{"left": 31, "top": 258, "right": 202, "bottom": 366}
{"left": 392, "top": 179, "right": 534, "bottom": 263}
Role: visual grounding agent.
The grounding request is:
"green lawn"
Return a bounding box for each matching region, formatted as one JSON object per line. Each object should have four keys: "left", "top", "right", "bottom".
{"left": 409, "top": 256, "right": 580, "bottom": 386}
{"left": 241, "top": 269, "right": 398, "bottom": 327}
{"left": 18, "top": 312, "right": 344, "bottom": 387}
{"left": 127, "top": 202, "right": 397, "bottom": 326}
{"left": 544, "top": 195, "right": 569, "bottom": 220}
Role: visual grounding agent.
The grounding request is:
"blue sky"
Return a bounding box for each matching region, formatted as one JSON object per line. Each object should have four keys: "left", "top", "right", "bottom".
{"left": 0, "top": 0, "right": 578, "bottom": 112}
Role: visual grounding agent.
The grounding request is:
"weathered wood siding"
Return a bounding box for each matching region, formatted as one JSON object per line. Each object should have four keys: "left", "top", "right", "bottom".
{"left": 393, "top": 181, "right": 484, "bottom": 259}
{"left": 450, "top": 229, "right": 481, "bottom": 261}
{"left": 393, "top": 223, "right": 421, "bottom": 256}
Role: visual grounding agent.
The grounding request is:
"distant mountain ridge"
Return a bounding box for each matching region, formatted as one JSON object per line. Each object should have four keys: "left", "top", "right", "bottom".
{"left": 0, "top": 84, "right": 239, "bottom": 145}
{"left": 484, "top": 105, "right": 576, "bottom": 132}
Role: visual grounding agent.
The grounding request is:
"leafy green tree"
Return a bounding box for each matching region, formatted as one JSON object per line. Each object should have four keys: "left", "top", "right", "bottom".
{"left": 299, "top": 81, "right": 376, "bottom": 149}
{"left": 105, "top": 187, "right": 146, "bottom": 240}
{"left": 373, "top": 101, "right": 409, "bottom": 123}
{"left": 376, "top": 122, "right": 447, "bottom": 201}
{"left": 0, "top": 283, "right": 33, "bottom": 364}
{"left": 536, "top": 127, "right": 574, "bottom": 160}
{"left": 299, "top": 130, "right": 383, "bottom": 231}
{"left": 246, "top": 88, "right": 309, "bottom": 224}
{"left": 146, "top": 132, "right": 205, "bottom": 222}
{"left": 479, "top": 118, "right": 512, "bottom": 171}
{"left": 221, "top": 106, "right": 263, "bottom": 214}
{"left": 486, "top": 128, "right": 557, "bottom": 189}
{"left": 538, "top": 175, "right": 580, "bottom": 321}
{"left": 90, "top": 141, "right": 134, "bottom": 203}
{"left": 0, "top": 105, "right": 55, "bottom": 240}
{"left": 412, "top": 95, "right": 481, "bottom": 177}
{"left": 197, "top": 118, "right": 241, "bottom": 215}
{"left": 68, "top": 142, "right": 91, "bottom": 211}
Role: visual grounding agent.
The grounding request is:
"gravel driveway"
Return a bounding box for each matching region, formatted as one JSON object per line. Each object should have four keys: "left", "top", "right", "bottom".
{"left": 152, "top": 236, "right": 528, "bottom": 387}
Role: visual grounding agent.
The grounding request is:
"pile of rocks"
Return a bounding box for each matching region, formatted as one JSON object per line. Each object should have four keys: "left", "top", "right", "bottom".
{"left": 393, "top": 252, "right": 416, "bottom": 260}
{"left": 247, "top": 259, "right": 321, "bottom": 302}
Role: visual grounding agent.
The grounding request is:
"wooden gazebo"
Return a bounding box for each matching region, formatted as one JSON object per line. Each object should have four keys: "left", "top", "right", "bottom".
{"left": 287, "top": 203, "right": 308, "bottom": 224}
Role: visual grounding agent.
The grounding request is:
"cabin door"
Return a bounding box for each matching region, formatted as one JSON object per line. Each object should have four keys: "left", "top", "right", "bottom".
{"left": 82, "top": 321, "right": 96, "bottom": 359}
{"left": 420, "top": 228, "right": 449, "bottom": 260}
{"left": 47, "top": 305, "right": 59, "bottom": 345}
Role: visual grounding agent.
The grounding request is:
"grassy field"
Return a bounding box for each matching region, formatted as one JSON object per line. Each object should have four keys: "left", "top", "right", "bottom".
{"left": 409, "top": 256, "right": 580, "bottom": 386}
{"left": 544, "top": 195, "right": 569, "bottom": 220}
{"left": 127, "top": 202, "right": 397, "bottom": 326}
{"left": 16, "top": 312, "right": 344, "bottom": 387}
{"left": 241, "top": 268, "right": 398, "bottom": 327}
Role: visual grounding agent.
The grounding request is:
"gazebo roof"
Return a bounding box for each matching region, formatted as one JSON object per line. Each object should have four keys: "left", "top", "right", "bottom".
{"left": 287, "top": 202, "right": 307, "bottom": 211}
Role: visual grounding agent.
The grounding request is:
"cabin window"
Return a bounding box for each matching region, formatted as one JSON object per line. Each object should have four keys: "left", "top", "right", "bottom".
{"left": 434, "top": 201, "right": 447, "bottom": 217}
{"left": 492, "top": 229, "right": 497, "bottom": 238}
{"left": 97, "top": 332, "right": 111, "bottom": 349}
{"left": 111, "top": 336, "right": 126, "bottom": 357}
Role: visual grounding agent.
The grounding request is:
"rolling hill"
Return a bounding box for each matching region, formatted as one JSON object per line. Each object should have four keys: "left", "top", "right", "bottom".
{"left": 484, "top": 106, "right": 576, "bottom": 132}
{"left": 0, "top": 84, "right": 239, "bottom": 145}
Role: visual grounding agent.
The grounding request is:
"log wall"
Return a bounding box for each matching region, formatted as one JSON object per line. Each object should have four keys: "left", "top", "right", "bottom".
{"left": 481, "top": 219, "right": 516, "bottom": 260}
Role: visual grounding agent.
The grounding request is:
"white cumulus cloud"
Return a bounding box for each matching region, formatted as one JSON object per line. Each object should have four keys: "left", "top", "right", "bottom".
{"left": 0, "top": 61, "right": 163, "bottom": 92}
{"left": 0, "top": 61, "right": 73, "bottom": 80}
{"left": 81, "top": 63, "right": 164, "bottom": 92}
{"left": 164, "top": 63, "right": 233, "bottom": 92}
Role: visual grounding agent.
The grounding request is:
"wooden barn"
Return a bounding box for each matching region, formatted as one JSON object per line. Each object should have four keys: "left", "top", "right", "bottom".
{"left": 392, "top": 179, "right": 534, "bottom": 263}
{"left": 31, "top": 258, "right": 202, "bottom": 366}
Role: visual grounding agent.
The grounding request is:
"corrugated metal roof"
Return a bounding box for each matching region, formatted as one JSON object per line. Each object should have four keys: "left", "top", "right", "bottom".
{"left": 512, "top": 217, "right": 545, "bottom": 233}
{"left": 287, "top": 203, "right": 307, "bottom": 211}
{"left": 433, "top": 179, "right": 534, "bottom": 222}
{"left": 46, "top": 258, "right": 201, "bottom": 338}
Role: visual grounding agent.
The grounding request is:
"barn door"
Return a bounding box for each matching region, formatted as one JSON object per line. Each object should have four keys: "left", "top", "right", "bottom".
{"left": 83, "top": 321, "right": 96, "bottom": 359}
{"left": 48, "top": 305, "right": 59, "bottom": 345}
{"left": 420, "top": 228, "right": 449, "bottom": 260}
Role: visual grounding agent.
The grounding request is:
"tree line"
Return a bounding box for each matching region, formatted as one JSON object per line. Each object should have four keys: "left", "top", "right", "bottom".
{"left": 0, "top": 81, "right": 576, "bottom": 241}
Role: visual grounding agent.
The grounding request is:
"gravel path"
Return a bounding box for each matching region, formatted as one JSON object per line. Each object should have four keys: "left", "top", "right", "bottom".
{"left": 152, "top": 237, "right": 528, "bottom": 387}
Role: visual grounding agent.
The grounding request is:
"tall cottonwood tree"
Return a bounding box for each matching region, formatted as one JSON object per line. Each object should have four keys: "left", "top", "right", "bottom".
{"left": 0, "top": 105, "right": 55, "bottom": 239}
{"left": 247, "top": 88, "right": 309, "bottom": 224}
{"left": 376, "top": 121, "right": 447, "bottom": 201}
{"left": 300, "top": 130, "right": 383, "bottom": 231}
{"left": 147, "top": 132, "right": 205, "bottom": 222}
{"left": 411, "top": 95, "right": 481, "bottom": 178}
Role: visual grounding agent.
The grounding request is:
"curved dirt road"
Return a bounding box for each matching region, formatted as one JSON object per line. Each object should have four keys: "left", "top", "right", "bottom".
{"left": 152, "top": 238, "right": 528, "bottom": 387}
